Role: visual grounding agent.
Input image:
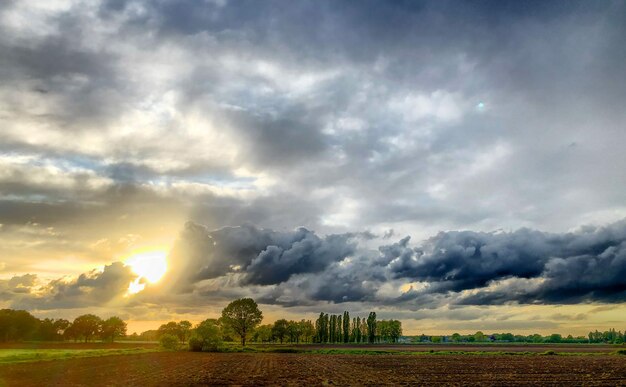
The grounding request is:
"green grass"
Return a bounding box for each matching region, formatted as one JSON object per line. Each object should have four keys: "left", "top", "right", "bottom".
{"left": 301, "top": 349, "right": 608, "bottom": 356}
{"left": 0, "top": 348, "right": 158, "bottom": 364}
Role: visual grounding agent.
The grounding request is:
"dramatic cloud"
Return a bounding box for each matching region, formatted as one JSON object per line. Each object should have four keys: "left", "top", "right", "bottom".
{"left": 3, "top": 218, "right": 625, "bottom": 335}
{"left": 1, "top": 1, "right": 625, "bottom": 333}
{"left": 10, "top": 262, "right": 137, "bottom": 310}
{"left": 381, "top": 220, "right": 626, "bottom": 305}
{"left": 169, "top": 222, "right": 358, "bottom": 287}
{"left": 163, "top": 219, "right": 626, "bottom": 307}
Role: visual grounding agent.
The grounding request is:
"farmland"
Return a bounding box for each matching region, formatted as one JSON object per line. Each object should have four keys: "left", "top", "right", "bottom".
{"left": 0, "top": 344, "right": 624, "bottom": 386}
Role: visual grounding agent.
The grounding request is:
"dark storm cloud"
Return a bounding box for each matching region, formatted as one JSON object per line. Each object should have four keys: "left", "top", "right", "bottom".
{"left": 380, "top": 221, "right": 626, "bottom": 302}
{"left": 169, "top": 222, "right": 359, "bottom": 287}
{"left": 385, "top": 220, "right": 626, "bottom": 305}
{"left": 168, "top": 219, "right": 626, "bottom": 307}
{"left": 458, "top": 242, "right": 626, "bottom": 305}
{"left": 306, "top": 253, "right": 387, "bottom": 304}
{"left": 218, "top": 220, "right": 626, "bottom": 305}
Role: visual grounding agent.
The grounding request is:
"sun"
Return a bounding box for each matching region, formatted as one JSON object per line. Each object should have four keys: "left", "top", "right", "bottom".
{"left": 125, "top": 250, "right": 168, "bottom": 284}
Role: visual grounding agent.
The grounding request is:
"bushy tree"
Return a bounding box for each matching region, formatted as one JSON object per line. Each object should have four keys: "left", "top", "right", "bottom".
{"left": 158, "top": 322, "right": 180, "bottom": 338}
{"left": 71, "top": 314, "right": 103, "bottom": 342}
{"left": 189, "top": 319, "right": 222, "bottom": 352}
{"left": 157, "top": 321, "right": 192, "bottom": 343}
{"left": 160, "top": 334, "right": 180, "bottom": 350}
{"left": 101, "top": 316, "right": 127, "bottom": 342}
{"left": 0, "top": 309, "right": 39, "bottom": 342}
{"left": 300, "top": 319, "right": 315, "bottom": 343}
{"left": 253, "top": 324, "right": 273, "bottom": 343}
{"left": 547, "top": 333, "right": 563, "bottom": 343}
{"left": 35, "top": 318, "right": 70, "bottom": 341}
{"left": 272, "top": 319, "right": 289, "bottom": 343}
{"left": 221, "top": 298, "right": 263, "bottom": 347}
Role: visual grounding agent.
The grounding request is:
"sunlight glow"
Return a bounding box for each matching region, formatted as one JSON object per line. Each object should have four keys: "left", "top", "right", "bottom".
{"left": 125, "top": 250, "right": 168, "bottom": 286}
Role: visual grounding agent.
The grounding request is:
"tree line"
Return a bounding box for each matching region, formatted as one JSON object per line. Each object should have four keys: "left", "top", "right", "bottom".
{"left": 0, "top": 309, "right": 126, "bottom": 342}
{"left": 2, "top": 303, "right": 623, "bottom": 349}
{"left": 154, "top": 304, "right": 404, "bottom": 350}
{"left": 414, "top": 329, "right": 626, "bottom": 344}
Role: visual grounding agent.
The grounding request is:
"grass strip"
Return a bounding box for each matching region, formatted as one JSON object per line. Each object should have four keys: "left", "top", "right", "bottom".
{"left": 0, "top": 348, "right": 159, "bottom": 364}
{"left": 213, "top": 346, "right": 616, "bottom": 356}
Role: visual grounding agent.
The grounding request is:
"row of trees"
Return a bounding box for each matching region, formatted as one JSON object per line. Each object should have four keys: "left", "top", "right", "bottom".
{"left": 4, "top": 303, "right": 624, "bottom": 348}
{"left": 414, "top": 330, "right": 626, "bottom": 344}
{"left": 253, "top": 319, "right": 316, "bottom": 344}
{"left": 314, "top": 311, "right": 402, "bottom": 344}
{"left": 0, "top": 309, "right": 127, "bottom": 342}
{"left": 588, "top": 329, "right": 625, "bottom": 344}
{"left": 153, "top": 302, "right": 404, "bottom": 350}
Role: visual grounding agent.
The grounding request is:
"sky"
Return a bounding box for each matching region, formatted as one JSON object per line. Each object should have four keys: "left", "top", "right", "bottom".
{"left": 1, "top": 0, "right": 625, "bottom": 336}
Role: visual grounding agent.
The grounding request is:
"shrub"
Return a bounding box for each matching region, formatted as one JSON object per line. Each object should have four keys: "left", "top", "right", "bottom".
{"left": 190, "top": 319, "right": 223, "bottom": 352}
{"left": 160, "top": 334, "right": 180, "bottom": 351}
{"left": 615, "top": 349, "right": 626, "bottom": 355}
{"left": 542, "top": 350, "right": 557, "bottom": 356}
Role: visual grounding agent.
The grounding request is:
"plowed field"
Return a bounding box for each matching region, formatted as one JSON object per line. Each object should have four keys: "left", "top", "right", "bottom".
{"left": 0, "top": 352, "right": 625, "bottom": 386}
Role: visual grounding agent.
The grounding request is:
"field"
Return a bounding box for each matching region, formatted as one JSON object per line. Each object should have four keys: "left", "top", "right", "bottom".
{"left": 0, "top": 344, "right": 624, "bottom": 386}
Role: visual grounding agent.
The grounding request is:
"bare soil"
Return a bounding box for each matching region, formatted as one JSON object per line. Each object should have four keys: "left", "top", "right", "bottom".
{"left": 0, "top": 351, "right": 624, "bottom": 386}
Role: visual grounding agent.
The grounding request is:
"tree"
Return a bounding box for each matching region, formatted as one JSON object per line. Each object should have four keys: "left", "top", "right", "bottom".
{"left": 547, "top": 333, "right": 562, "bottom": 343}
{"left": 178, "top": 321, "right": 192, "bottom": 343}
{"left": 366, "top": 312, "right": 377, "bottom": 344}
{"left": 389, "top": 320, "right": 402, "bottom": 343}
{"left": 337, "top": 315, "right": 342, "bottom": 343}
{"left": 0, "top": 309, "right": 39, "bottom": 342}
{"left": 189, "top": 319, "right": 222, "bottom": 352}
{"left": 158, "top": 321, "right": 180, "bottom": 339}
{"left": 342, "top": 311, "right": 350, "bottom": 343}
{"left": 315, "top": 313, "right": 330, "bottom": 343}
{"left": 221, "top": 298, "right": 263, "bottom": 347}
{"left": 286, "top": 320, "right": 303, "bottom": 343}
{"left": 36, "top": 318, "right": 69, "bottom": 341}
{"left": 101, "top": 316, "right": 127, "bottom": 342}
{"left": 160, "top": 334, "right": 179, "bottom": 350}
{"left": 253, "top": 324, "right": 273, "bottom": 343}
{"left": 272, "top": 319, "right": 289, "bottom": 343}
{"left": 72, "top": 314, "right": 103, "bottom": 342}
{"left": 360, "top": 317, "right": 367, "bottom": 343}
{"left": 300, "top": 320, "right": 315, "bottom": 343}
